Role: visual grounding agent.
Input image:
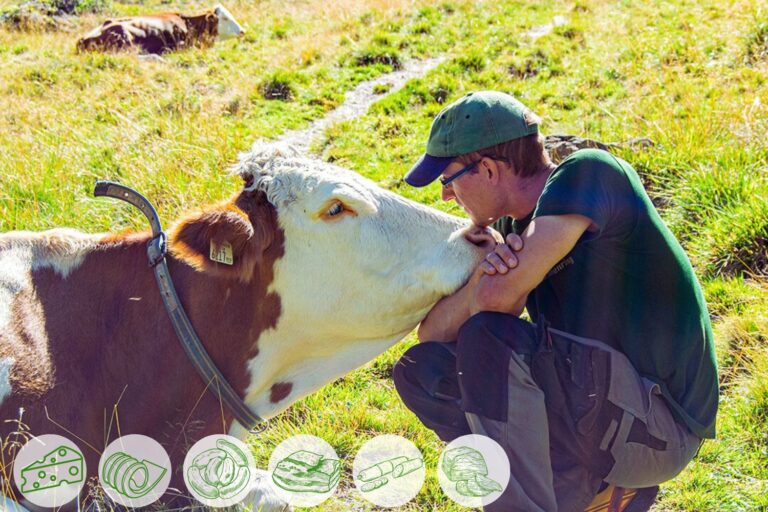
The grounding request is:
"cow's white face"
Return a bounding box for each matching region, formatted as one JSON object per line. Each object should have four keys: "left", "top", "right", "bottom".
{"left": 231, "top": 143, "right": 490, "bottom": 422}
{"left": 214, "top": 4, "right": 244, "bottom": 39}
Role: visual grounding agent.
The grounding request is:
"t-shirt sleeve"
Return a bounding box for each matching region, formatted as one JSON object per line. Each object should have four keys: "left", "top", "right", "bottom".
{"left": 533, "top": 150, "right": 638, "bottom": 238}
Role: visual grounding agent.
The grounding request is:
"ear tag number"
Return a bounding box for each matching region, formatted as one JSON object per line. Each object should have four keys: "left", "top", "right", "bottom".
{"left": 210, "top": 241, "right": 234, "bottom": 265}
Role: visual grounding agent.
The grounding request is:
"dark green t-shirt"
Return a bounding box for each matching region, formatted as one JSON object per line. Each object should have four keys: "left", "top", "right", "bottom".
{"left": 493, "top": 149, "right": 718, "bottom": 439}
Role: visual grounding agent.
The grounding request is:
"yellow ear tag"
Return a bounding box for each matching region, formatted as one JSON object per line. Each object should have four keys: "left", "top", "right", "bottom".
{"left": 210, "top": 240, "right": 234, "bottom": 265}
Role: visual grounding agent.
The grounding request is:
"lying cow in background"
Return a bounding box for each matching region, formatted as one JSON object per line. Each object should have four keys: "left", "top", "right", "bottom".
{"left": 76, "top": 4, "right": 244, "bottom": 54}
{"left": 0, "top": 143, "right": 494, "bottom": 511}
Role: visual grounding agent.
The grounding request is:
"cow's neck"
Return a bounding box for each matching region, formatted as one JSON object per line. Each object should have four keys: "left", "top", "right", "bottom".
{"left": 23, "top": 232, "right": 274, "bottom": 454}
{"left": 181, "top": 13, "right": 217, "bottom": 45}
{"left": 239, "top": 319, "right": 413, "bottom": 425}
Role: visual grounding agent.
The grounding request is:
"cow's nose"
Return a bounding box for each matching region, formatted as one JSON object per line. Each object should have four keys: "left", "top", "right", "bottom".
{"left": 463, "top": 225, "right": 501, "bottom": 251}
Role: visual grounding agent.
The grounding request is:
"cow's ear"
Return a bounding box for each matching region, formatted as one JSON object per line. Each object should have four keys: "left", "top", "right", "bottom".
{"left": 207, "top": 12, "right": 218, "bottom": 36}
{"left": 169, "top": 204, "right": 258, "bottom": 280}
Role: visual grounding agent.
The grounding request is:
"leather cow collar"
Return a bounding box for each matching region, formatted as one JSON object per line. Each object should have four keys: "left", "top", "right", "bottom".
{"left": 94, "top": 181, "right": 264, "bottom": 432}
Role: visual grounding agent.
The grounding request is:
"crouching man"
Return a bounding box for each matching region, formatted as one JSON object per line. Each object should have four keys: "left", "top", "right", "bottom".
{"left": 393, "top": 91, "right": 718, "bottom": 511}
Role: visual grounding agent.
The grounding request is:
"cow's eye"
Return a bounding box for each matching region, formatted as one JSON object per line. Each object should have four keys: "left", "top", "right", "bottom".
{"left": 320, "top": 199, "right": 357, "bottom": 221}
{"left": 327, "top": 202, "right": 344, "bottom": 216}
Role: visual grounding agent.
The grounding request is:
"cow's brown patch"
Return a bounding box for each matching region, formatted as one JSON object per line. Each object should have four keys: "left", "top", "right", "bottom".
{"left": 0, "top": 189, "right": 284, "bottom": 509}
{"left": 269, "top": 382, "right": 293, "bottom": 404}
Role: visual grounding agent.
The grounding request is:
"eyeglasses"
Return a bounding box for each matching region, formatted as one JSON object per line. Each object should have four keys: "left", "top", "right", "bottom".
{"left": 439, "top": 156, "right": 509, "bottom": 188}
{"left": 440, "top": 160, "right": 480, "bottom": 188}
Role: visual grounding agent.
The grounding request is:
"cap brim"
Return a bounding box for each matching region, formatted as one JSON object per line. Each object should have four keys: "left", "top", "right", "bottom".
{"left": 404, "top": 154, "right": 455, "bottom": 187}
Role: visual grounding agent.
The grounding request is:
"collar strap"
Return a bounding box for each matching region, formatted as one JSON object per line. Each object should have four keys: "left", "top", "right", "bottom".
{"left": 94, "top": 181, "right": 264, "bottom": 432}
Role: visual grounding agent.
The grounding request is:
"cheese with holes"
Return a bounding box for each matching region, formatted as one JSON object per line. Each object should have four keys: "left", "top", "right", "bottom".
{"left": 20, "top": 446, "right": 84, "bottom": 493}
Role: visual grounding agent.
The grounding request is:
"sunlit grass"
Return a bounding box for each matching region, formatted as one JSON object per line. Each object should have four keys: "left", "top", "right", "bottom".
{"left": 1, "top": 0, "right": 767, "bottom": 510}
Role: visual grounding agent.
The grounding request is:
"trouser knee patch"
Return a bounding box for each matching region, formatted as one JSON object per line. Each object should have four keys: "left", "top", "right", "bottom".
{"left": 456, "top": 312, "right": 536, "bottom": 422}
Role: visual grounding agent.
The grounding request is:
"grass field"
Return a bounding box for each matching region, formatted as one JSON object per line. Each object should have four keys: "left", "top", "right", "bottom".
{"left": 1, "top": 0, "right": 767, "bottom": 510}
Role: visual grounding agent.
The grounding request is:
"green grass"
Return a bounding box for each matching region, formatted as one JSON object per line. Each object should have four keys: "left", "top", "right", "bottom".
{"left": 1, "top": 0, "right": 767, "bottom": 510}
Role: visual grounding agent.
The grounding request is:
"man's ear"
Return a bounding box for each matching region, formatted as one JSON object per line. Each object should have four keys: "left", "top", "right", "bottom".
{"left": 169, "top": 204, "right": 258, "bottom": 281}
{"left": 481, "top": 157, "right": 501, "bottom": 185}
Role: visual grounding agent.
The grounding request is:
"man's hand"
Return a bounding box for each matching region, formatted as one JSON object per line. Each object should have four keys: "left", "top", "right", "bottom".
{"left": 479, "top": 233, "right": 524, "bottom": 275}
{"left": 417, "top": 215, "right": 591, "bottom": 342}
{"left": 470, "top": 214, "right": 592, "bottom": 316}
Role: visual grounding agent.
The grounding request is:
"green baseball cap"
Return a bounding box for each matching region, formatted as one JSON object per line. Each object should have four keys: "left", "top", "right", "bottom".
{"left": 405, "top": 91, "right": 539, "bottom": 187}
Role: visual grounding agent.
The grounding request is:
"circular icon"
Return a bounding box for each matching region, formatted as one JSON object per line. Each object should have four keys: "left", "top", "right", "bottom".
{"left": 98, "top": 434, "right": 171, "bottom": 508}
{"left": 13, "top": 434, "right": 87, "bottom": 508}
{"left": 352, "top": 435, "right": 425, "bottom": 507}
{"left": 268, "top": 434, "right": 340, "bottom": 508}
{"left": 437, "top": 434, "right": 510, "bottom": 507}
{"left": 183, "top": 435, "right": 255, "bottom": 507}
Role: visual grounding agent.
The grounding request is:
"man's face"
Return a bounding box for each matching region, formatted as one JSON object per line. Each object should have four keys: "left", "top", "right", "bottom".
{"left": 440, "top": 160, "right": 500, "bottom": 227}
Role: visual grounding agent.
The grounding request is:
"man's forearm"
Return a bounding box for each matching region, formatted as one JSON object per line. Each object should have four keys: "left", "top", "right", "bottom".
{"left": 469, "top": 273, "right": 529, "bottom": 317}
{"left": 418, "top": 269, "right": 530, "bottom": 342}
{"left": 417, "top": 281, "right": 474, "bottom": 342}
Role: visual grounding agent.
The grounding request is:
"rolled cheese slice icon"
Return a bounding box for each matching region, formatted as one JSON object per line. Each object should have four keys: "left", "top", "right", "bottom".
{"left": 102, "top": 452, "right": 167, "bottom": 499}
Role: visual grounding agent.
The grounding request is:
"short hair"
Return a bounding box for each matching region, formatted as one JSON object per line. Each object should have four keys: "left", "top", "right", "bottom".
{"left": 457, "top": 119, "right": 552, "bottom": 179}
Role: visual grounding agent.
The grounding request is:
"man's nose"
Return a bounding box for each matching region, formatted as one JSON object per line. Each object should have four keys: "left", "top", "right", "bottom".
{"left": 441, "top": 185, "right": 455, "bottom": 202}
{"left": 462, "top": 225, "right": 499, "bottom": 251}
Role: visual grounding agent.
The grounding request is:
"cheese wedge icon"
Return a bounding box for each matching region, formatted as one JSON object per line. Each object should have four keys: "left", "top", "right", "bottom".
{"left": 20, "top": 445, "right": 84, "bottom": 493}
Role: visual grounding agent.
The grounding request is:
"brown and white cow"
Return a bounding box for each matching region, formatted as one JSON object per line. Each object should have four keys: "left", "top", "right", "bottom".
{"left": 76, "top": 4, "right": 244, "bottom": 54}
{"left": 0, "top": 143, "right": 494, "bottom": 510}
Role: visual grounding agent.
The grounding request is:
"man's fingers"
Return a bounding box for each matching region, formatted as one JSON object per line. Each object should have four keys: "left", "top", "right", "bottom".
{"left": 479, "top": 232, "right": 523, "bottom": 275}
{"left": 480, "top": 261, "right": 497, "bottom": 275}
{"left": 485, "top": 252, "right": 509, "bottom": 274}
{"left": 505, "top": 233, "right": 524, "bottom": 251}
{"left": 495, "top": 244, "right": 518, "bottom": 268}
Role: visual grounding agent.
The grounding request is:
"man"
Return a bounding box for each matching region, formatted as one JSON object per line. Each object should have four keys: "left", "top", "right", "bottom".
{"left": 392, "top": 91, "right": 718, "bottom": 511}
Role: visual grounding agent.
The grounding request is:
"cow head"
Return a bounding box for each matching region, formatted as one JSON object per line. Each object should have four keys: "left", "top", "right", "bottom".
{"left": 213, "top": 4, "right": 244, "bottom": 39}
{"left": 169, "top": 142, "right": 491, "bottom": 421}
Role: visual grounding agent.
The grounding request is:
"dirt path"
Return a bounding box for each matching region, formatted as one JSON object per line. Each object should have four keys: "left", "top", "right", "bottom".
{"left": 276, "top": 57, "right": 444, "bottom": 154}
{"left": 273, "top": 16, "right": 571, "bottom": 155}
{"left": 522, "top": 15, "right": 569, "bottom": 40}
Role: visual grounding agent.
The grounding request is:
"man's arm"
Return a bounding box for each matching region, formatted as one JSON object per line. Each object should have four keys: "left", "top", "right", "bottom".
{"left": 416, "top": 267, "right": 479, "bottom": 342}
{"left": 417, "top": 214, "right": 593, "bottom": 342}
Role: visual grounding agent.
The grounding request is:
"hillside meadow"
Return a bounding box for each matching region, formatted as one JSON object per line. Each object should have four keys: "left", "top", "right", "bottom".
{"left": 0, "top": 0, "right": 767, "bottom": 510}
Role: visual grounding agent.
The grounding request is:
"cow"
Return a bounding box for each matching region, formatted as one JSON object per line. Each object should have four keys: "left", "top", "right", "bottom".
{"left": 76, "top": 4, "right": 244, "bottom": 54}
{"left": 0, "top": 143, "right": 495, "bottom": 511}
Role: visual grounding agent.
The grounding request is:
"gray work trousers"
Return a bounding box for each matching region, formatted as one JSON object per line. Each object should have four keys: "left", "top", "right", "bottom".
{"left": 393, "top": 312, "right": 702, "bottom": 512}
